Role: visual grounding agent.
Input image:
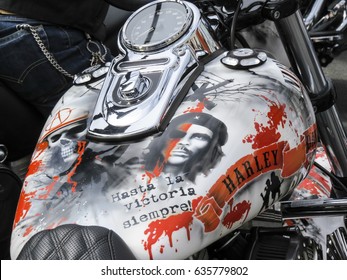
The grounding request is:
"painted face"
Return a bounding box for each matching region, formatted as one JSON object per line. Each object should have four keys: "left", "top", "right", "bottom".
{"left": 167, "top": 124, "right": 213, "bottom": 165}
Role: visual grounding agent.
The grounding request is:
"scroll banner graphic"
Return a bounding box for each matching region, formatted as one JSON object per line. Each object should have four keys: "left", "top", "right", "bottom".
{"left": 195, "top": 124, "right": 317, "bottom": 232}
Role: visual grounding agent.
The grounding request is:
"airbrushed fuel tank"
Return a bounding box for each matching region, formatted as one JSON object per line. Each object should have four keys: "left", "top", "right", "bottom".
{"left": 10, "top": 0, "right": 318, "bottom": 260}
{"left": 11, "top": 51, "right": 317, "bottom": 259}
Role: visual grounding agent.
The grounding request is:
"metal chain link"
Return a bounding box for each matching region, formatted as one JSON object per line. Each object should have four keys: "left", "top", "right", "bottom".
{"left": 17, "top": 24, "right": 74, "bottom": 79}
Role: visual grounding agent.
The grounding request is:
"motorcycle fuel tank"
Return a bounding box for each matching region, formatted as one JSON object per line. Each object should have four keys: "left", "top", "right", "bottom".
{"left": 11, "top": 54, "right": 317, "bottom": 260}
{"left": 11, "top": 0, "right": 317, "bottom": 260}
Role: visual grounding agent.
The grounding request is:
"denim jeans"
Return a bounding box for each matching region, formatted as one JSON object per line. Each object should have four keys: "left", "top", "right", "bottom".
{"left": 0, "top": 15, "right": 112, "bottom": 117}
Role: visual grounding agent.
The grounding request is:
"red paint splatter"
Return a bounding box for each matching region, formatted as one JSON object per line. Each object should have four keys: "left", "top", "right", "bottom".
{"left": 141, "top": 192, "right": 147, "bottom": 206}
{"left": 160, "top": 245, "right": 165, "bottom": 254}
{"left": 298, "top": 166, "right": 331, "bottom": 197}
{"left": 23, "top": 225, "right": 34, "bottom": 237}
{"left": 33, "top": 140, "right": 49, "bottom": 160}
{"left": 222, "top": 199, "right": 251, "bottom": 229}
{"left": 310, "top": 167, "right": 331, "bottom": 192}
{"left": 14, "top": 190, "right": 37, "bottom": 226}
{"left": 143, "top": 197, "right": 202, "bottom": 260}
{"left": 183, "top": 100, "right": 206, "bottom": 113}
{"left": 243, "top": 99, "right": 287, "bottom": 149}
{"left": 284, "top": 220, "right": 295, "bottom": 227}
{"left": 144, "top": 171, "right": 155, "bottom": 184}
{"left": 66, "top": 141, "right": 86, "bottom": 192}
{"left": 298, "top": 179, "right": 321, "bottom": 196}
{"left": 26, "top": 160, "right": 43, "bottom": 177}
{"left": 38, "top": 176, "right": 59, "bottom": 200}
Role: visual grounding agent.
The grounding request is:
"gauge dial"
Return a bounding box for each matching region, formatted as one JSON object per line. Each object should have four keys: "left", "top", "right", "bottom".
{"left": 122, "top": 1, "right": 192, "bottom": 51}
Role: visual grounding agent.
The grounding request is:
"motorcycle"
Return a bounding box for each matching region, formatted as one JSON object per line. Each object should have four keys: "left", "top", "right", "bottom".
{"left": 4, "top": 0, "right": 347, "bottom": 260}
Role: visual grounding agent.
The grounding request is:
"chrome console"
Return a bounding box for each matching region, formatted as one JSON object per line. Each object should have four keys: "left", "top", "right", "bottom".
{"left": 87, "top": 0, "right": 221, "bottom": 141}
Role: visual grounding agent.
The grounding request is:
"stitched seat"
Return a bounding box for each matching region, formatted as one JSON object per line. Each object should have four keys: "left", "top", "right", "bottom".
{"left": 17, "top": 224, "right": 136, "bottom": 260}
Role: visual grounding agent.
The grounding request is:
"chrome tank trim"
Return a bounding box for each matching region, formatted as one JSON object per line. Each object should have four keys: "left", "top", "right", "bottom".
{"left": 87, "top": 0, "right": 221, "bottom": 141}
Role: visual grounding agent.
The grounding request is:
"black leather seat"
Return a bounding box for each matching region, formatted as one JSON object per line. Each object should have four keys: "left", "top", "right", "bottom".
{"left": 17, "top": 224, "right": 136, "bottom": 260}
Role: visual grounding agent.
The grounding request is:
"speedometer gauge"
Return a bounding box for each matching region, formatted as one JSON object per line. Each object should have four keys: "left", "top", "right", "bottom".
{"left": 122, "top": 0, "right": 193, "bottom": 52}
